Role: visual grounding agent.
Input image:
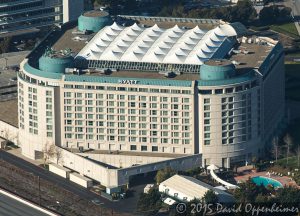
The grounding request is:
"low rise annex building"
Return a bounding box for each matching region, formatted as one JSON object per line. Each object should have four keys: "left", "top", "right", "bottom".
{"left": 13, "top": 15, "right": 286, "bottom": 191}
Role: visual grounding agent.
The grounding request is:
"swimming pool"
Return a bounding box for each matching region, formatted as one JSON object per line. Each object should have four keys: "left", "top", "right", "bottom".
{"left": 251, "top": 176, "right": 283, "bottom": 188}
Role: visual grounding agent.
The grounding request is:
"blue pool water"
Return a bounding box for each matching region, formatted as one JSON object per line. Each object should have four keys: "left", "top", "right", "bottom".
{"left": 251, "top": 176, "right": 283, "bottom": 188}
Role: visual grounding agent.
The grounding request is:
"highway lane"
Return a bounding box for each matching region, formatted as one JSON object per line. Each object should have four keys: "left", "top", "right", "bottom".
{"left": 0, "top": 193, "right": 50, "bottom": 216}
{"left": 0, "top": 150, "right": 137, "bottom": 214}
{"left": 0, "top": 150, "right": 112, "bottom": 206}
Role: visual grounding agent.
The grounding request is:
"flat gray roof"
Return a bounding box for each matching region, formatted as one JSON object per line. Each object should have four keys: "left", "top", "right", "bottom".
{"left": 0, "top": 99, "right": 18, "bottom": 127}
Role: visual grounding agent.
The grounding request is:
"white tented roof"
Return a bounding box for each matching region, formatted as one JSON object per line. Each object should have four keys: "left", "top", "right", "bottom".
{"left": 77, "top": 22, "right": 240, "bottom": 65}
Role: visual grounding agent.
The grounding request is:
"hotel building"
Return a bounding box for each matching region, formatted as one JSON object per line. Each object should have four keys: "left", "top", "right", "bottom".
{"left": 0, "top": 0, "right": 83, "bottom": 36}
{"left": 16, "top": 14, "right": 286, "bottom": 189}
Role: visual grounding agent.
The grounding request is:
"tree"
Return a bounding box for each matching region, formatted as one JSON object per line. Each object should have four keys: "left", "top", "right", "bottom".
{"left": 137, "top": 188, "right": 162, "bottom": 214}
{"left": 203, "top": 190, "right": 218, "bottom": 204}
{"left": 296, "top": 144, "right": 300, "bottom": 168}
{"left": 276, "top": 186, "right": 300, "bottom": 206}
{"left": 1, "top": 129, "right": 10, "bottom": 149}
{"left": 283, "top": 134, "right": 293, "bottom": 165}
{"left": 0, "top": 37, "right": 12, "bottom": 54}
{"left": 53, "top": 146, "right": 63, "bottom": 165}
{"left": 155, "top": 167, "right": 176, "bottom": 184}
{"left": 272, "top": 136, "right": 279, "bottom": 162}
{"left": 42, "top": 141, "right": 55, "bottom": 167}
{"left": 234, "top": 179, "right": 268, "bottom": 203}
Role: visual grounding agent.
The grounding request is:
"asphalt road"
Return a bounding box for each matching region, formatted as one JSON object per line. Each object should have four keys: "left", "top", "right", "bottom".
{"left": 0, "top": 193, "right": 50, "bottom": 216}
{"left": 0, "top": 150, "right": 139, "bottom": 214}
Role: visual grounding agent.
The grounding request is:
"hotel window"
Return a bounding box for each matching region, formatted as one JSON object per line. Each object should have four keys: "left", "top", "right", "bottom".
{"left": 76, "top": 93, "right": 83, "bottom": 98}
{"left": 96, "top": 94, "right": 104, "bottom": 99}
{"left": 204, "top": 98, "right": 210, "bottom": 104}
{"left": 76, "top": 134, "right": 83, "bottom": 139}
{"left": 118, "top": 95, "right": 125, "bottom": 100}
{"left": 150, "top": 103, "right": 157, "bottom": 108}
{"left": 152, "top": 146, "right": 158, "bottom": 152}
{"left": 46, "top": 91, "right": 52, "bottom": 96}
{"left": 128, "top": 95, "right": 136, "bottom": 100}
{"left": 87, "top": 114, "right": 94, "bottom": 119}
{"left": 161, "top": 97, "right": 168, "bottom": 102}
{"left": 161, "top": 111, "right": 168, "bottom": 116}
{"left": 65, "top": 126, "right": 72, "bottom": 132}
{"left": 204, "top": 105, "right": 210, "bottom": 111}
{"left": 204, "top": 112, "right": 210, "bottom": 118}
{"left": 86, "top": 100, "right": 93, "bottom": 105}
{"left": 129, "top": 102, "right": 135, "bottom": 107}
{"left": 86, "top": 135, "right": 94, "bottom": 139}
{"left": 150, "top": 138, "right": 157, "bottom": 143}
{"left": 150, "top": 110, "right": 157, "bottom": 115}
{"left": 75, "top": 120, "right": 83, "bottom": 125}
{"left": 108, "top": 136, "right": 115, "bottom": 141}
{"left": 183, "top": 98, "right": 189, "bottom": 103}
{"left": 183, "top": 105, "right": 189, "bottom": 110}
{"left": 119, "top": 136, "right": 126, "bottom": 141}
{"left": 150, "top": 117, "right": 157, "bottom": 122}
{"left": 65, "top": 134, "right": 72, "bottom": 139}
{"left": 140, "top": 123, "right": 147, "bottom": 128}
{"left": 139, "top": 116, "right": 147, "bottom": 121}
{"left": 161, "top": 118, "right": 168, "bottom": 123}
{"left": 47, "top": 132, "right": 53, "bottom": 137}
{"left": 183, "top": 112, "right": 189, "bottom": 117}
{"left": 204, "top": 140, "right": 210, "bottom": 145}
{"left": 171, "top": 97, "right": 179, "bottom": 103}
{"left": 140, "top": 103, "right": 147, "bottom": 108}
{"left": 86, "top": 93, "right": 93, "bottom": 98}
{"left": 139, "top": 96, "right": 146, "bottom": 101}
{"left": 75, "top": 100, "right": 82, "bottom": 105}
{"left": 107, "top": 94, "right": 114, "bottom": 99}
{"left": 204, "top": 126, "right": 210, "bottom": 131}
{"left": 141, "top": 146, "right": 147, "bottom": 151}
{"left": 204, "top": 119, "right": 210, "bottom": 125}
{"left": 150, "top": 96, "right": 157, "bottom": 101}
{"left": 215, "top": 89, "right": 223, "bottom": 94}
{"left": 226, "top": 88, "right": 233, "bottom": 93}
{"left": 108, "top": 101, "right": 114, "bottom": 106}
{"left": 161, "top": 125, "right": 168, "bottom": 130}
{"left": 107, "top": 108, "right": 114, "bottom": 113}
{"left": 172, "top": 104, "right": 179, "bottom": 109}
{"left": 204, "top": 133, "right": 210, "bottom": 138}
{"left": 183, "top": 139, "right": 190, "bottom": 144}
{"left": 118, "top": 115, "right": 125, "bottom": 121}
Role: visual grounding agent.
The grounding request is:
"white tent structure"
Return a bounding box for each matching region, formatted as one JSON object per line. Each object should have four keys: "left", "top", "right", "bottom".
{"left": 77, "top": 22, "right": 245, "bottom": 71}
{"left": 159, "top": 175, "right": 235, "bottom": 203}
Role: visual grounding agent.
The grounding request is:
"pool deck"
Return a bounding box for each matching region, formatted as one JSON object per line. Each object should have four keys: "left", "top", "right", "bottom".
{"left": 234, "top": 171, "right": 300, "bottom": 189}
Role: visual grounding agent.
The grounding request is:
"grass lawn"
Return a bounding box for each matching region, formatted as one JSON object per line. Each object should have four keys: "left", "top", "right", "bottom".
{"left": 277, "top": 156, "right": 300, "bottom": 170}
{"left": 271, "top": 22, "right": 299, "bottom": 39}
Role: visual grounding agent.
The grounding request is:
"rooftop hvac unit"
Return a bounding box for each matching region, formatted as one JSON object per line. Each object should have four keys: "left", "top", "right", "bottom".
{"left": 241, "top": 36, "right": 247, "bottom": 43}
{"left": 232, "top": 60, "right": 241, "bottom": 65}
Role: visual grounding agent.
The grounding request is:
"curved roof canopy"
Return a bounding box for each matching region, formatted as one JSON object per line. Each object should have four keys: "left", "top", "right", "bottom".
{"left": 77, "top": 22, "right": 243, "bottom": 65}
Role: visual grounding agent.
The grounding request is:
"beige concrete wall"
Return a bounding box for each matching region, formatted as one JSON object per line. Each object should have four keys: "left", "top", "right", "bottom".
{"left": 0, "top": 120, "right": 19, "bottom": 144}
{"left": 78, "top": 152, "right": 173, "bottom": 168}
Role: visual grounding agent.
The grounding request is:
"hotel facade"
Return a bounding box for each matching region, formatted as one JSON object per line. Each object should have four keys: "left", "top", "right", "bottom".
{"left": 15, "top": 15, "right": 285, "bottom": 188}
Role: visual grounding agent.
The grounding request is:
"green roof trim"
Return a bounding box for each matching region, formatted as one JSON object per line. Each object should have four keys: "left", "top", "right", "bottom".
{"left": 24, "top": 62, "right": 63, "bottom": 79}
{"left": 64, "top": 74, "right": 193, "bottom": 87}
{"left": 197, "top": 70, "right": 255, "bottom": 86}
